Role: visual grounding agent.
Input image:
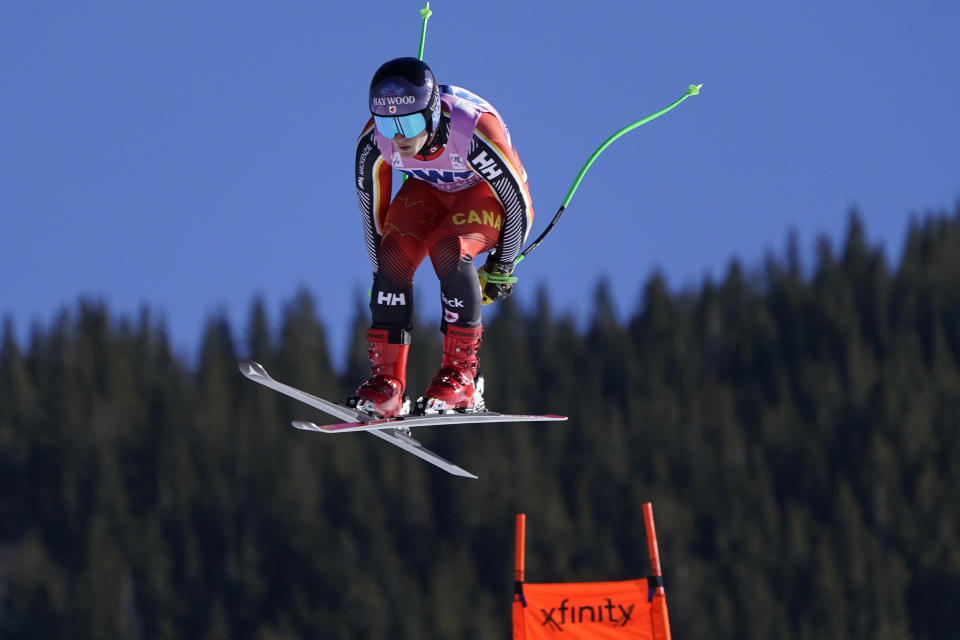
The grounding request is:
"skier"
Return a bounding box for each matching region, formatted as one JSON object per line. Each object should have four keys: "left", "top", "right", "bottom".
{"left": 352, "top": 56, "right": 533, "bottom": 418}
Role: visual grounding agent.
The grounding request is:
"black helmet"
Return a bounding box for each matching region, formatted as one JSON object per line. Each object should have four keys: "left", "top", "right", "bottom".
{"left": 369, "top": 57, "right": 441, "bottom": 136}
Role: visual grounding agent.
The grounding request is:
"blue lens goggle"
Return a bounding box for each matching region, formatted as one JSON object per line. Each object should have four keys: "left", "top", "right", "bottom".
{"left": 374, "top": 112, "right": 427, "bottom": 139}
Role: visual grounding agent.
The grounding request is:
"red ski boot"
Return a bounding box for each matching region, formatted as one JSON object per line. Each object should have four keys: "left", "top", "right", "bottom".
{"left": 416, "top": 325, "right": 485, "bottom": 414}
{"left": 348, "top": 328, "right": 411, "bottom": 418}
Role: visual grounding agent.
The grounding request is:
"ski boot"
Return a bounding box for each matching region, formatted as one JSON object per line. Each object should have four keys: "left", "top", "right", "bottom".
{"left": 347, "top": 328, "right": 411, "bottom": 418}
{"left": 415, "top": 325, "right": 485, "bottom": 414}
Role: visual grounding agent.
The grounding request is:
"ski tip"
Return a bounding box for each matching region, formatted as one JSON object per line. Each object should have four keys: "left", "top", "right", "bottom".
{"left": 511, "top": 414, "right": 568, "bottom": 421}
{"left": 238, "top": 361, "right": 269, "bottom": 379}
{"left": 491, "top": 413, "right": 567, "bottom": 422}
{"left": 292, "top": 420, "right": 325, "bottom": 432}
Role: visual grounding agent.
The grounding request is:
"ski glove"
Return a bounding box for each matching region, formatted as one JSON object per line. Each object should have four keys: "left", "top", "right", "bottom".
{"left": 478, "top": 257, "right": 518, "bottom": 305}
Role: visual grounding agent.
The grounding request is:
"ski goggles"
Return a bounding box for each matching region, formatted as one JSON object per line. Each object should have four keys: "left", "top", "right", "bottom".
{"left": 373, "top": 112, "right": 427, "bottom": 139}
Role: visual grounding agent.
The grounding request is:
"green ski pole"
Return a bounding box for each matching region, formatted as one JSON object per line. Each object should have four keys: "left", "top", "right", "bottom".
{"left": 479, "top": 83, "right": 703, "bottom": 300}
{"left": 401, "top": 2, "right": 433, "bottom": 185}
{"left": 518, "top": 83, "right": 703, "bottom": 263}
{"left": 417, "top": 2, "right": 431, "bottom": 60}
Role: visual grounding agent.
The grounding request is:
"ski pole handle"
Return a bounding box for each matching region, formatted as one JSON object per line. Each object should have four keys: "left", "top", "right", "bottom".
{"left": 478, "top": 268, "right": 492, "bottom": 305}
{"left": 478, "top": 264, "right": 518, "bottom": 305}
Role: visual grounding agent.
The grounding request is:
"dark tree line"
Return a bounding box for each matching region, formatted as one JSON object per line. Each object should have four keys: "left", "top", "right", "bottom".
{"left": 1, "top": 206, "right": 959, "bottom": 639}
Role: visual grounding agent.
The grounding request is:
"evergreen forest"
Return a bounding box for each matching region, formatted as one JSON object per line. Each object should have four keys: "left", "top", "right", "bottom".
{"left": 2, "top": 208, "right": 959, "bottom": 639}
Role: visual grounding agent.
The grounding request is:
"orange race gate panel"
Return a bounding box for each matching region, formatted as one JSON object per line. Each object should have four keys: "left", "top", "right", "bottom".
{"left": 512, "top": 504, "right": 671, "bottom": 640}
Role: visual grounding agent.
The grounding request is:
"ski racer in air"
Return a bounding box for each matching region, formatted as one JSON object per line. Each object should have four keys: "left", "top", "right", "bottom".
{"left": 352, "top": 57, "right": 534, "bottom": 418}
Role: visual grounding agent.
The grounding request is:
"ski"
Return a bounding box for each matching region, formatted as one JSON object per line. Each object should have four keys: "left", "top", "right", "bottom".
{"left": 292, "top": 411, "right": 566, "bottom": 434}
{"left": 238, "top": 361, "right": 359, "bottom": 422}
{"left": 293, "top": 420, "right": 478, "bottom": 478}
{"left": 238, "top": 361, "right": 566, "bottom": 479}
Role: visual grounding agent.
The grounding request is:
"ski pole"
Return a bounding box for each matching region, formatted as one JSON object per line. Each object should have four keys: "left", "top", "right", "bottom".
{"left": 401, "top": 2, "right": 433, "bottom": 186}
{"left": 417, "top": 2, "right": 432, "bottom": 60}
{"left": 479, "top": 83, "right": 703, "bottom": 302}
{"left": 519, "top": 83, "right": 702, "bottom": 263}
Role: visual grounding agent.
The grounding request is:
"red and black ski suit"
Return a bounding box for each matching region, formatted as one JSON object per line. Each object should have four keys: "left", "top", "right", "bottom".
{"left": 354, "top": 84, "right": 534, "bottom": 332}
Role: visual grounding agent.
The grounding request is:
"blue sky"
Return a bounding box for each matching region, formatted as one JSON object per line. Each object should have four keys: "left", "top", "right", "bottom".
{"left": 3, "top": 1, "right": 958, "bottom": 367}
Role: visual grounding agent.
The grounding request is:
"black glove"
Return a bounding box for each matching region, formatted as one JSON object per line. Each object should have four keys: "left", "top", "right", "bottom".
{"left": 478, "top": 256, "right": 517, "bottom": 304}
